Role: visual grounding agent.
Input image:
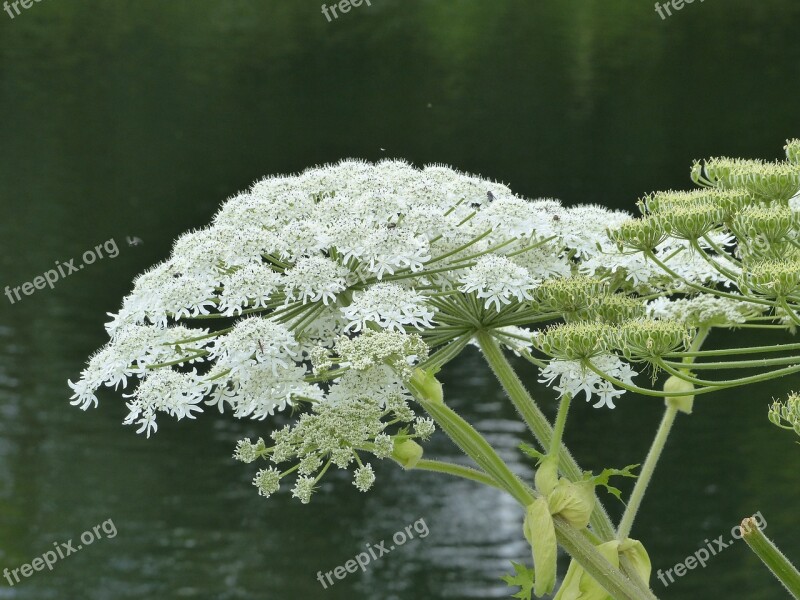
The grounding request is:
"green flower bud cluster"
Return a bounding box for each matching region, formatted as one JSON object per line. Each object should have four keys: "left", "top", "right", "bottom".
{"left": 661, "top": 204, "right": 726, "bottom": 240}
{"left": 533, "top": 276, "right": 609, "bottom": 315}
{"left": 638, "top": 188, "right": 752, "bottom": 222}
{"left": 739, "top": 258, "right": 800, "bottom": 298}
{"left": 586, "top": 294, "right": 648, "bottom": 325}
{"left": 607, "top": 217, "right": 667, "bottom": 252}
{"left": 785, "top": 138, "right": 800, "bottom": 165}
{"left": 692, "top": 157, "right": 753, "bottom": 189}
{"left": 235, "top": 392, "right": 432, "bottom": 503}
{"left": 732, "top": 205, "right": 796, "bottom": 259}
{"left": 693, "top": 157, "right": 800, "bottom": 203}
{"left": 768, "top": 391, "right": 800, "bottom": 437}
{"left": 615, "top": 318, "right": 692, "bottom": 361}
{"left": 334, "top": 330, "right": 429, "bottom": 379}
{"left": 533, "top": 322, "right": 615, "bottom": 360}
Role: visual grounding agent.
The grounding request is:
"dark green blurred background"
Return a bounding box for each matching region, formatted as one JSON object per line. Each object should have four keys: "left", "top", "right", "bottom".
{"left": 0, "top": 1, "right": 798, "bottom": 598}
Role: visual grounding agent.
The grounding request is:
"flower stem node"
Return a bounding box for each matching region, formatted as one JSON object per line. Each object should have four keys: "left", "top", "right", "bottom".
{"left": 733, "top": 205, "right": 794, "bottom": 253}
{"left": 663, "top": 375, "right": 695, "bottom": 414}
{"left": 663, "top": 205, "right": 725, "bottom": 240}
{"left": 409, "top": 367, "right": 444, "bottom": 404}
{"left": 392, "top": 439, "right": 424, "bottom": 470}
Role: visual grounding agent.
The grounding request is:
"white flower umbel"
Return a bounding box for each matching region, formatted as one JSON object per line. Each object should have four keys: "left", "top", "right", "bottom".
{"left": 459, "top": 255, "right": 540, "bottom": 310}
{"left": 122, "top": 369, "right": 206, "bottom": 437}
{"left": 539, "top": 354, "right": 637, "bottom": 409}
{"left": 283, "top": 256, "right": 350, "bottom": 305}
{"left": 73, "top": 156, "right": 761, "bottom": 505}
{"left": 342, "top": 283, "right": 435, "bottom": 332}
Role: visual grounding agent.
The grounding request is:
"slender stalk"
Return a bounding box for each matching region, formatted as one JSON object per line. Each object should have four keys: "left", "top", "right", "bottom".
{"left": 617, "top": 327, "right": 708, "bottom": 540}
{"left": 550, "top": 394, "right": 572, "bottom": 457}
{"left": 661, "top": 355, "right": 800, "bottom": 370}
{"left": 415, "top": 395, "right": 534, "bottom": 506}
{"left": 741, "top": 517, "right": 800, "bottom": 598}
{"left": 399, "top": 458, "right": 501, "bottom": 489}
{"left": 475, "top": 331, "right": 618, "bottom": 543}
{"left": 664, "top": 340, "right": 800, "bottom": 358}
{"left": 617, "top": 405, "right": 678, "bottom": 540}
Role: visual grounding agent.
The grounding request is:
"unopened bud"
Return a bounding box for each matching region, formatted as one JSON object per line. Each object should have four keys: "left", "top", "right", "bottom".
{"left": 392, "top": 439, "right": 424, "bottom": 470}
{"left": 664, "top": 375, "right": 695, "bottom": 414}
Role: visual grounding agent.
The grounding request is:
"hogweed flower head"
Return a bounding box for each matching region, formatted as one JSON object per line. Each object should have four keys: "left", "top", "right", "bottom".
{"left": 70, "top": 147, "right": 800, "bottom": 502}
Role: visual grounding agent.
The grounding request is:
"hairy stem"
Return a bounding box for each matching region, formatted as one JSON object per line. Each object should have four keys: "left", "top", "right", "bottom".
{"left": 475, "top": 330, "right": 618, "bottom": 542}
{"left": 617, "top": 404, "right": 678, "bottom": 540}
{"left": 741, "top": 517, "right": 800, "bottom": 598}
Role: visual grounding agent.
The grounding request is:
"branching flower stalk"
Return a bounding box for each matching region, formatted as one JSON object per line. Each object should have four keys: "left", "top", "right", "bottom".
{"left": 71, "top": 143, "right": 800, "bottom": 598}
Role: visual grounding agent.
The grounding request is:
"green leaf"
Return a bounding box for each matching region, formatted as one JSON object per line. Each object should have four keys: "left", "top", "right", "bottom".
{"left": 585, "top": 464, "right": 640, "bottom": 501}
{"left": 501, "top": 561, "right": 536, "bottom": 600}
{"left": 519, "top": 442, "right": 546, "bottom": 464}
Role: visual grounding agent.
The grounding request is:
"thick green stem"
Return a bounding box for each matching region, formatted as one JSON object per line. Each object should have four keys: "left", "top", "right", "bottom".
{"left": 741, "top": 517, "right": 800, "bottom": 598}
{"left": 617, "top": 404, "right": 678, "bottom": 540}
{"left": 414, "top": 393, "right": 657, "bottom": 600}
{"left": 475, "top": 331, "right": 618, "bottom": 542}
